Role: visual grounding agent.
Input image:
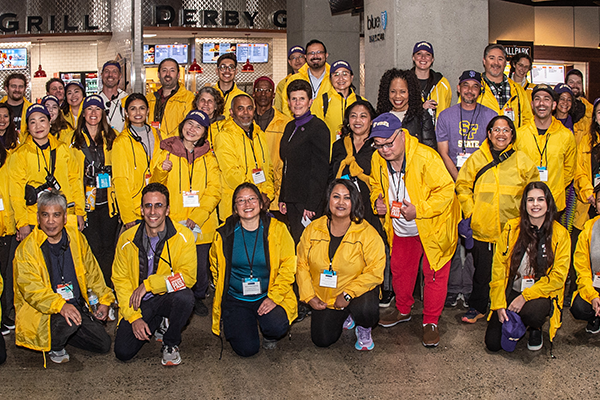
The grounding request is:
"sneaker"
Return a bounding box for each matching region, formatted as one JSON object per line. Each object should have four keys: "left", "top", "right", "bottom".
{"left": 461, "top": 308, "right": 485, "bottom": 324}
{"left": 527, "top": 329, "right": 543, "bottom": 351}
{"left": 48, "top": 349, "right": 70, "bottom": 364}
{"left": 355, "top": 326, "right": 374, "bottom": 351}
{"left": 444, "top": 292, "right": 458, "bottom": 308}
{"left": 3, "top": 317, "right": 15, "bottom": 330}
{"left": 378, "top": 308, "right": 411, "bottom": 327}
{"left": 586, "top": 317, "right": 600, "bottom": 334}
{"left": 294, "top": 303, "right": 311, "bottom": 323}
{"left": 343, "top": 314, "right": 355, "bottom": 330}
{"left": 379, "top": 290, "right": 395, "bottom": 308}
{"left": 422, "top": 323, "right": 440, "bottom": 347}
{"left": 263, "top": 338, "right": 277, "bottom": 350}
{"left": 161, "top": 345, "right": 181, "bottom": 366}
{"left": 155, "top": 317, "right": 169, "bottom": 342}
{"left": 1, "top": 325, "right": 9, "bottom": 336}
{"left": 461, "top": 293, "right": 470, "bottom": 308}
{"left": 194, "top": 298, "right": 209, "bottom": 317}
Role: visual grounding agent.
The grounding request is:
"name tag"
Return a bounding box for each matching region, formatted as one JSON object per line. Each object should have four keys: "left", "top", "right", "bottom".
{"left": 504, "top": 107, "right": 515, "bottom": 121}
{"left": 252, "top": 168, "right": 266, "bottom": 184}
{"left": 390, "top": 200, "right": 402, "bottom": 219}
{"left": 242, "top": 277, "right": 262, "bottom": 296}
{"left": 320, "top": 270, "right": 337, "bottom": 288}
{"left": 520, "top": 276, "right": 535, "bottom": 292}
{"left": 456, "top": 153, "right": 471, "bottom": 168}
{"left": 56, "top": 282, "right": 74, "bottom": 300}
{"left": 182, "top": 190, "right": 200, "bottom": 208}
{"left": 145, "top": 172, "right": 151, "bottom": 185}
{"left": 0, "top": 197, "right": 4, "bottom": 211}
{"left": 537, "top": 166, "right": 548, "bottom": 182}
{"left": 593, "top": 273, "right": 600, "bottom": 289}
{"left": 96, "top": 172, "right": 111, "bottom": 189}
{"left": 166, "top": 272, "right": 186, "bottom": 293}
{"left": 301, "top": 214, "right": 312, "bottom": 227}
{"left": 595, "top": 174, "right": 600, "bottom": 188}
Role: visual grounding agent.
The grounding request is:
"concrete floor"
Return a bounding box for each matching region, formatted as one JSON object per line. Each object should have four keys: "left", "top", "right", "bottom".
{"left": 1, "top": 298, "right": 600, "bottom": 399}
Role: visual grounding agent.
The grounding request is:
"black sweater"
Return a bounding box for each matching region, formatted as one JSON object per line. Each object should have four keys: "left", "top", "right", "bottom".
{"left": 279, "top": 116, "right": 330, "bottom": 212}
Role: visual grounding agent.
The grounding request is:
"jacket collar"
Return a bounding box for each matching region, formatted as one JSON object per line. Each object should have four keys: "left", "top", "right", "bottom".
{"left": 132, "top": 216, "right": 178, "bottom": 250}
{"left": 160, "top": 136, "right": 211, "bottom": 159}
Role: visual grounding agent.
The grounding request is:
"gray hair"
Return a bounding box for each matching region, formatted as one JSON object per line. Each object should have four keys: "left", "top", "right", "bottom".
{"left": 483, "top": 44, "right": 507, "bottom": 59}
{"left": 37, "top": 189, "right": 67, "bottom": 212}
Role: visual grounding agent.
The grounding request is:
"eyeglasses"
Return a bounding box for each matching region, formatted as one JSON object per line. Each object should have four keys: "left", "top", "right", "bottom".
{"left": 372, "top": 132, "right": 398, "bottom": 150}
{"left": 254, "top": 88, "right": 273, "bottom": 93}
{"left": 307, "top": 50, "right": 325, "bottom": 56}
{"left": 289, "top": 55, "right": 305, "bottom": 61}
{"left": 143, "top": 202, "right": 165, "bottom": 210}
{"left": 218, "top": 65, "right": 236, "bottom": 71}
{"left": 491, "top": 128, "right": 512, "bottom": 134}
{"left": 235, "top": 197, "right": 259, "bottom": 205}
{"left": 332, "top": 71, "right": 351, "bottom": 78}
{"left": 516, "top": 63, "right": 531, "bottom": 69}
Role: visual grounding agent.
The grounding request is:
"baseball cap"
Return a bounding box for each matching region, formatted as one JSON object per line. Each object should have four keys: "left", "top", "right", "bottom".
{"left": 330, "top": 60, "right": 353, "bottom": 76}
{"left": 288, "top": 46, "right": 306, "bottom": 58}
{"left": 554, "top": 83, "right": 573, "bottom": 97}
{"left": 413, "top": 41, "right": 434, "bottom": 56}
{"left": 26, "top": 103, "right": 50, "bottom": 121}
{"left": 532, "top": 84, "right": 556, "bottom": 101}
{"left": 41, "top": 95, "right": 60, "bottom": 107}
{"left": 501, "top": 310, "right": 527, "bottom": 352}
{"left": 369, "top": 113, "right": 402, "bottom": 139}
{"left": 183, "top": 110, "right": 210, "bottom": 128}
{"left": 65, "top": 81, "right": 85, "bottom": 93}
{"left": 459, "top": 70, "right": 482, "bottom": 85}
{"left": 102, "top": 60, "right": 121, "bottom": 73}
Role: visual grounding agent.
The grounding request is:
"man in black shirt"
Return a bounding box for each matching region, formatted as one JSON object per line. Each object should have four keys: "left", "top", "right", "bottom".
{"left": 2, "top": 73, "right": 31, "bottom": 133}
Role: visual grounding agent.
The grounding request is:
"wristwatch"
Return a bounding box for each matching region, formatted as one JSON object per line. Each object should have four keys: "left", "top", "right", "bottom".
{"left": 343, "top": 292, "right": 352, "bottom": 302}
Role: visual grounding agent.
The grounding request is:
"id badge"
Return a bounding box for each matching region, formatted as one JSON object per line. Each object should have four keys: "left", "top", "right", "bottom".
{"left": 56, "top": 282, "right": 74, "bottom": 300}
{"left": 145, "top": 172, "right": 151, "bottom": 185}
{"left": 319, "top": 270, "right": 338, "bottom": 288}
{"left": 301, "top": 215, "right": 312, "bottom": 227}
{"left": 593, "top": 273, "right": 600, "bottom": 289}
{"left": 0, "top": 197, "right": 4, "bottom": 211}
{"left": 96, "top": 173, "right": 111, "bottom": 189}
{"left": 182, "top": 190, "right": 200, "bottom": 208}
{"left": 252, "top": 168, "right": 266, "bottom": 184}
{"left": 594, "top": 174, "right": 600, "bottom": 188}
{"left": 242, "top": 277, "right": 262, "bottom": 296}
{"left": 165, "top": 272, "right": 186, "bottom": 293}
{"left": 390, "top": 200, "right": 402, "bottom": 219}
{"left": 537, "top": 166, "right": 548, "bottom": 182}
{"left": 456, "top": 153, "right": 471, "bottom": 168}
{"left": 151, "top": 121, "right": 161, "bottom": 130}
{"left": 521, "top": 276, "right": 535, "bottom": 292}
{"left": 504, "top": 108, "right": 515, "bottom": 121}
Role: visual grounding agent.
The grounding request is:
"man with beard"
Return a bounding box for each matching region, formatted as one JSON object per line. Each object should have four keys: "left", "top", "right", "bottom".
{"left": 214, "top": 53, "right": 247, "bottom": 119}
{"left": 516, "top": 84, "right": 576, "bottom": 213}
{"left": 213, "top": 94, "right": 274, "bottom": 220}
{"left": 252, "top": 77, "right": 291, "bottom": 219}
{"left": 147, "top": 58, "right": 194, "bottom": 138}
{"left": 566, "top": 69, "right": 593, "bottom": 126}
{"left": 281, "top": 40, "right": 332, "bottom": 119}
{"left": 1, "top": 73, "right": 31, "bottom": 134}
{"left": 274, "top": 46, "right": 306, "bottom": 113}
{"left": 98, "top": 60, "right": 128, "bottom": 132}
{"left": 46, "top": 78, "right": 66, "bottom": 106}
{"left": 477, "top": 44, "right": 532, "bottom": 129}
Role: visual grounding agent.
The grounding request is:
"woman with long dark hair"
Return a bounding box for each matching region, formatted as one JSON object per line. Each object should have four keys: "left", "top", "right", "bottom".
{"left": 485, "top": 182, "right": 569, "bottom": 352}
{"left": 70, "top": 95, "right": 118, "bottom": 285}
{"left": 41, "top": 95, "right": 74, "bottom": 145}
{"left": 210, "top": 182, "right": 297, "bottom": 356}
{"left": 375, "top": 68, "right": 435, "bottom": 148}
{"left": 62, "top": 81, "right": 85, "bottom": 128}
{"left": 0, "top": 103, "right": 19, "bottom": 152}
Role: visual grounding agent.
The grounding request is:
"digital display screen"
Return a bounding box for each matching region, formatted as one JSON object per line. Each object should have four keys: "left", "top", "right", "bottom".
{"left": 202, "top": 43, "right": 236, "bottom": 64}
{"left": 0, "top": 48, "right": 27, "bottom": 70}
{"left": 144, "top": 45, "right": 155, "bottom": 65}
{"left": 531, "top": 64, "right": 565, "bottom": 86}
{"left": 155, "top": 44, "right": 188, "bottom": 65}
{"left": 236, "top": 44, "right": 269, "bottom": 64}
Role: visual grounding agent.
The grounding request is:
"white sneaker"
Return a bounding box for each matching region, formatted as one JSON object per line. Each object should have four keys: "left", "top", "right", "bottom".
{"left": 48, "top": 349, "right": 70, "bottom": 364}
{"left": 161, "top": 345, "right": 181, "bottom": 366}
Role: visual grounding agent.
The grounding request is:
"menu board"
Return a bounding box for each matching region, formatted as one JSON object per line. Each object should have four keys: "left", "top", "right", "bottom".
{"left": 144, "top": 45, "right": 155, "bottom": 65}
{"left": 202, "top": 43, "right": 236, "bottom": 64}
{"left": 236, "top": 44, "right": 269, "bottom": 63}
{"left": 0, "top": 48, "right": 27, "bottom": 70}
{"left": 155, "top": 44, "right": 188, "bottom": 65}
{"left": 531, "top": 64, "right": 565, "bottom": 86}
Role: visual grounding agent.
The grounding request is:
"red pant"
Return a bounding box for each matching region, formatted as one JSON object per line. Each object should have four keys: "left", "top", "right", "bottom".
{"left": 390, "top": 235, "right": 450, "bottom": 325}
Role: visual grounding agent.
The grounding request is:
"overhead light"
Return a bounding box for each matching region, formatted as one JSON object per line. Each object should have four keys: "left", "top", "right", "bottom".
{"left": 241, "top": 58, "right": 254, "bottom": 73}
{"left": 33, "top": 39, "right": 46, "bottom": 78}
{"left": 143, "top": 34, "right": 157, "bottom": 38}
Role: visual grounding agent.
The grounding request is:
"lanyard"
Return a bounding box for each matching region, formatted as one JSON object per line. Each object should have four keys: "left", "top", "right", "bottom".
{"left": 240, "top": 225, "right": 260, "bottom": 278}
{"left": 36, "top": 145, "right": 54, "bottom": 176}
{"left": 308, "top": 73, "right": 322, "bottom": 99}
{"left": 533, "top": 132, "right": 550, "bottom": 167}
{"left": 388, "top": 158, "right": 406, "bottom": 201}
{"left": 459, "top": 104, "right": 481, "bottom": 153}
{"left": 244, "top": 132, "right": 265, "bottom": 170}
{"left": 178, "top": 151, "right": 196, "bottom": 192}
{"left": 148, "top": 237, "right": 174, "bottom": 274}
{"left": 128, "top": 126, "right": 151, "bottom": 172}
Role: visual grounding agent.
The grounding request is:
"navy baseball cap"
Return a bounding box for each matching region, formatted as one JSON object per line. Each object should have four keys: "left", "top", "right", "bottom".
{"left": 501, "top": 310, "right": 527, "bottom": 352}
{"left": 183, "top": 110, "right": 210, "bottom": 128}
{"left": 41, "top": 95, "right": 60, "bottom": 107}
{"left": 26, "top": 104, "right": 50, "bottom": 121}
{"left": 65, "top": 81, "right": 84, "bottom": 92}
{"left": 532, "top": 84, "right": 556, "bottom": 101}
{"left": 369, "top": 113, "right": 403, "bottom": 139}
{"left": 102, "top": 60, "right": 121, "bottom": 72}
{"left": 459, "top": 70, "right": 482, "bottom": 84}
{"left": 82, "top": 95, "right": 105, "bottom": 110}
{"left": 554, "top": 83, "right": 573, "bottom": 97}
{"left": 413, "top": 41, "right": 434, "bottom": 56}
{"left": 288, "top": 46, "right": 305, "bottom": 58}
{"left": 330, "top": 60, "right": 353, "bottom": 75}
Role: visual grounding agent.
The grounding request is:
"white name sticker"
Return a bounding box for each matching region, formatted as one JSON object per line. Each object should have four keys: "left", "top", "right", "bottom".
{"left": 182, "top": 190, "right": 200, "bottom": 208}
{"left": 520, "top": 277, "right": 535, "bottom": 292}
{"left": 593, "top": 273, "right": 600, "bottom": 289}
{"left": 319, "top": 270, "right": 337, "bottom": 288}
{"left": 537, "top": 166, "right": 548, "bottom": 182}
{"left": 242, "top": 277, "right": 262, "bottom": 296}
{"left": 456, "top": 153, "right": 471, "bottom": 168}
{"left": 252, "top": 168, "right": 266, "bottom": 184}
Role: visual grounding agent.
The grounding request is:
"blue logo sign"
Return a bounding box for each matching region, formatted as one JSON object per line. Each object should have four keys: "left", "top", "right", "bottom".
{"left": 381, "top": 11, "right": 387, "bottom": 31}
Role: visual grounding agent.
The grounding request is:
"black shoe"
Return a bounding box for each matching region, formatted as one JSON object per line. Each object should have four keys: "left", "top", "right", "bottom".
{"left": 294, "top": 303, "right": 311, "bottom": 323}
{"left": 527, "top": 329, "right": 543, "bottom": 351}
{"left": 586, "top": 317, "right": 600, "bottom": 334}
{"left": 379, "top": 290, "right": 395, "bottom": 308}
{"left": 2, "top": 317, "right": 15, "bottom": 330}
{"left": 444, "top": 292, "right": 458, "bottom": 308}
{"left": 194, "top": 298, "right": 209, "bottom": 317}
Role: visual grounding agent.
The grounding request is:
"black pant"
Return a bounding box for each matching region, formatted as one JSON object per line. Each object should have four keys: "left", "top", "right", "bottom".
{"left": 485, "top": 289, "right": 551, "bottom": 352}
{"left": 83, "top": 203, "right": 119, "bottom": 287}
{"left": 222, "top": 294, "right": 289, "bottom": 357}
{"left": 470, "top": 239, "right": 494, "bottom": 314}
{"left": 286, "top": 202, "right": 307, "bottom": 244}
{"left": 192, "top": 244, "right": 210, "bottom": 300}
{"left": 311, "top": 288, "right": 379, "bottom": 348}
{"left": 114, "top": 288, "right": 194, "bottom": 361}
{"left": 0, "top": 234, "right": 17, "bottom": 322}
{"left": 50, "top": 303, "right": 111, "bottom": 353}
{"left": 570, "top": 293, "right": 599, "bottom": 322}
{"left": 0, "top": 333, "right": 5, "bottom": 365}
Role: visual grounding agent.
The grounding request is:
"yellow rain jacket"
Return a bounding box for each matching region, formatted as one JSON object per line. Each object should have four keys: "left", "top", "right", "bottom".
{"left": 369, "top": 131, "right": 460, "bottom": 270}
{"left": 213, "top": 119, "right": 274, "bottom": 219}
{"left": 296, "top": 216, "right": 385, "bottom": 307}
{"left": 421, "top": 75, "right": 452, "bottom": 121}
{"left": 489, "top": 218, "right": 570, "bottom": 342}
{"left": 64, "top": 103, "right": 83, "bottom": 130}
{"left": 206, "top": 117, "right": 227, "bottom": 148}
{"left": 573, "top": 134, "right": 595, "bottom": 230}
{"left": 516, "top": 117, "right": 577, "bottom": 212}
{"left": 281, "top": 63, "right": 332, "bottom": 119}
{"left": 112, "top": 218, "right": 197, "bottom": 324}
{"left": 456, "top": 140, "right": 539, "bottom": 243}
{"left": 477, "top": 76, "right": 533, "bottom": 128}
{"left": 274, "top": 73, "right": 292, "bottom": 113}
{"left": 150, "top": 138, "right": 222, "bottom": 245}
{"left": 8, "top": 135, "right": 84, "bottom": 229}
{"left": 214, "top": 82, "right": 248, "bottom": 119}
{"left": 0, "top": 96, "right": 32, "bottom": 134}
{"left": 112, "top": 126, "right": 162, "bottom": 225}
{"left": 572, "top": 216, "right": 600, "bottom": 305}
{"left": 0, "top": 154, "right": 15, "bottom": 236}
{"left": 209, "top": 215, "right": 297, "bottom": 335}
{"left": 262, "top": 109, "right": 292, "bottom": 210}
{"left": 312, "top": 87, "right": 362, "bottom": 146}
{"left": 13, "top": 225, "right": 115, "bottom": 351}
{"left": 147, "top": 85, "right": 195, "bottom": 138}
